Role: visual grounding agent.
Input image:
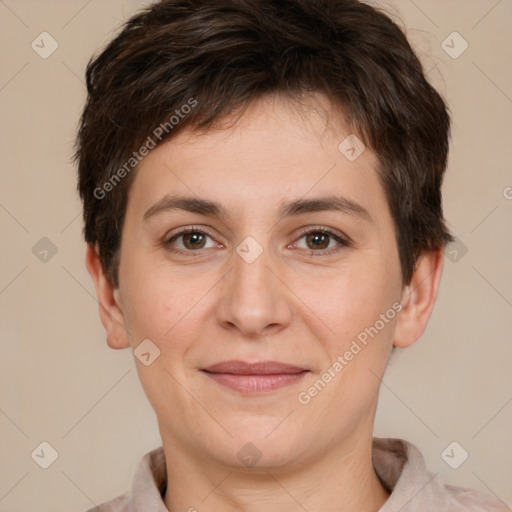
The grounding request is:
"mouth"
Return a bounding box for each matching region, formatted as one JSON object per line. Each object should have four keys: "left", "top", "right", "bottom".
{"left": 201, "top": 360, "right": 309, "bottom": 394}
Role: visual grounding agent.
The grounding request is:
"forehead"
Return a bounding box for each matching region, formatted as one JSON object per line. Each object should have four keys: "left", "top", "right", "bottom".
{"left": 127, "top": 93, "right": 388, "bottom": 224}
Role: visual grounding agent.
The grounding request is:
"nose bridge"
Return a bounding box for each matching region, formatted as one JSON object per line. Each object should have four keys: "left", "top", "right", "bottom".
{"left": 217, "top": 233, "right": 291, "bottom": 336}
{"left": 232, "top": 235, "right": 276, "bottom": 306}
{"left": 233, "top": 239, "right": 271, "bottom": 292}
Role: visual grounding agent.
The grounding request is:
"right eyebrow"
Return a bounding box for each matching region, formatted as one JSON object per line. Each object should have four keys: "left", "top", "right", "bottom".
{"left": 143, "top": 195, "right": 229, "bottom": 222}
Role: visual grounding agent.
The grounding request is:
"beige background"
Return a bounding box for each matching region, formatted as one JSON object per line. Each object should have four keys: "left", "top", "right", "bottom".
{"left": 1, "top": 0, "right": 511, "bottom": 510}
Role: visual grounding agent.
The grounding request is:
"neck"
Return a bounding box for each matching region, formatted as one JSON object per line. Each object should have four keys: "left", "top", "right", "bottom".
{"left": 161, "top": 427, "right": 390, "bottom": 512}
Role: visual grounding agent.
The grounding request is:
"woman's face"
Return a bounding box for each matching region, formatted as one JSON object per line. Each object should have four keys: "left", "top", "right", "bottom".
{"left": 114, "top": 94, "right": 404, "bottom": 469}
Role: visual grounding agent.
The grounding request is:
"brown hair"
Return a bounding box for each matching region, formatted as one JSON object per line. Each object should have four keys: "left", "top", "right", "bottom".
{"left": 74, "top": 0, "right": 452, "bottom": 287}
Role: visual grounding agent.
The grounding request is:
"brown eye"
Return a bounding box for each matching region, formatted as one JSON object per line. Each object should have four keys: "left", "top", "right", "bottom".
{"left": 164, "top": 227, "right": 217, "bottom": 254}
{"left": 305, "top": 232, "right": 330, "bottom": 250}
{"left": 181, "top": 232, "right": 207, "bottom": 250}
{"left": 294, "top": 227, "right": 349, "bottom": 255}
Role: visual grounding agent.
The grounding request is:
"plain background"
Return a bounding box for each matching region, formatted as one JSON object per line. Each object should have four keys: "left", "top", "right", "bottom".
{"left": 1, "top": 0, "right": 511, "bottom": 510}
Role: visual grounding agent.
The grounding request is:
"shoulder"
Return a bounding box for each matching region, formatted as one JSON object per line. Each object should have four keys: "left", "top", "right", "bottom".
{"left": 81, "top": 446, "right": 167, "bottom": 512}
{"left": 373, "top": 437, "right": 511, "bottom": 512}
{"left": 443, "top": 482, "right": 511, "bottom": 511}
{"left": 82, "top": 492, "right": 131, "bottom": 512}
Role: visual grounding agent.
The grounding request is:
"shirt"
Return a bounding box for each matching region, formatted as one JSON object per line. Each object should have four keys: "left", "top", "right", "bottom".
{"left": 84, "top": 437, "right": 510, "bottom": 511}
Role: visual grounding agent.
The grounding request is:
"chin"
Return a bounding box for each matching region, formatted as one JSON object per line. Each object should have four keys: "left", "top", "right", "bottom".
{"left": 210, "top": 422, "right": 309, "bottom": 470}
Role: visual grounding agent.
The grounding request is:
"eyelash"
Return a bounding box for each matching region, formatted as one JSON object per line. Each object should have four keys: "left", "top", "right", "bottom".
{"left": 163, "top": 226, "right": 349, "bottom": 257}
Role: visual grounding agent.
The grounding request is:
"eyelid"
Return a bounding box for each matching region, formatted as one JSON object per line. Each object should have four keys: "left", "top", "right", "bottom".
{"left": 293, "top": 225, "right": 350, "bottom": 244}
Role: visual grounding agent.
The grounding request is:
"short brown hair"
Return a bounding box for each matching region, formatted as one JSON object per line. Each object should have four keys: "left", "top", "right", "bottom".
{"left": 74, "top": 0, "right": 452, "bottom": 287}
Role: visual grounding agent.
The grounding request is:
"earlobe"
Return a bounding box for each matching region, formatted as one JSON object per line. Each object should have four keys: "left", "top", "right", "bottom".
{"left": 393, "top": 249, "right": 444, "bottom": 349}
{"left": 85, "top": 244, "right": 131, "bottom": 350}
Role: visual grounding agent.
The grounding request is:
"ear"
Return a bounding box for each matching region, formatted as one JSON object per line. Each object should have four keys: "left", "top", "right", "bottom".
{"left": 85, "top": 243, "right": 130, "bottom": 349}
{"left": 393, "top": 249, "right": 444, "bottom": 348}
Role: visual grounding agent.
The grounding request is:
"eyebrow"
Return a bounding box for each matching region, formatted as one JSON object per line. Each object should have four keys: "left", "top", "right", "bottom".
{"left": 143, "top": 194, "right": 372, "bottom": 223}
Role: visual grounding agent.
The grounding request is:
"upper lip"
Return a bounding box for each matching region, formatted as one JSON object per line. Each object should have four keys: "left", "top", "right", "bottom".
{"left": 202, "top": 360, "right": 308, "bottom": 375}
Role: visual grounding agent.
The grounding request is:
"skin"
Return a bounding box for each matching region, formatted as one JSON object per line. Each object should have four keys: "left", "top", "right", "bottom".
{"left": 87, "top": 93, "right": 443, "bottom": 512}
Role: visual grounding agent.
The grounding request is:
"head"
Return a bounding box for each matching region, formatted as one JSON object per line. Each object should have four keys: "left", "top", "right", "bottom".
{"left": 77, "top": 0, "right": 452, "bottom": 470}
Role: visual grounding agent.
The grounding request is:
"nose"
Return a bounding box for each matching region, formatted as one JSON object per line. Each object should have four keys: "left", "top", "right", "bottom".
{"left": 216, "top": 241, "right": 293, "bottom": 338}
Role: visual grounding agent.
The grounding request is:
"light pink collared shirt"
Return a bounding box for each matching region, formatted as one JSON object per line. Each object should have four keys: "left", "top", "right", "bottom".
{"left": 85, "top": 438, "right": 510, "bottom": 511}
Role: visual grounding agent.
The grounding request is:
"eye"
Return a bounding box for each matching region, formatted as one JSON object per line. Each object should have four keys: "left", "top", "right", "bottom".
{"left": 292, "top": 227, "right": 349, "bottom": 255}
{"left": 163, "top": 226, "right": 349, "bottom": 257}
{"left": 163, "top": 227, "right": 219, "bottom": 254}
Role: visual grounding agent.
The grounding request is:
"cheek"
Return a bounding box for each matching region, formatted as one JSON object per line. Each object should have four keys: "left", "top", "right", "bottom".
{"left": 119, "top": 262, "right": 212, "bottom": 354}
{"left": 298, "top": 259, "right": 400, "bottom": 346}
{"left": 120, "top": 270, "right": 206, "bottom": 418}
{"left": 298, "top": 267, "right": 400, "bottom": 421}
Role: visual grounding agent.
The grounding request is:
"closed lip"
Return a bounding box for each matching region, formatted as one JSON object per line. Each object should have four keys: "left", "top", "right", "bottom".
{"left": 201, "top": 360, "right": 308, "bottom": 375}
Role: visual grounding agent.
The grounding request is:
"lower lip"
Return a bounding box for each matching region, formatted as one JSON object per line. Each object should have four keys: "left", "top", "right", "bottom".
{"left": 202, "top": 371, "right": 308, "bottom": 393}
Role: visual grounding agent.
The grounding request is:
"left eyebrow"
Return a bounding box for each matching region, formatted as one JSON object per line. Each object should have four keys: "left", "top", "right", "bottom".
{"left": 143, "top": 194, "right": 372, "bottom": 224}
{"left": 277, "top": 195, "right": 372, "bottom": 224}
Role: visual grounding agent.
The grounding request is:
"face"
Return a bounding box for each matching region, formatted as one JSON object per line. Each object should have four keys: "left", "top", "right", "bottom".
{"left": 112, "top": 94, "right": 406, "bottom": 470}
